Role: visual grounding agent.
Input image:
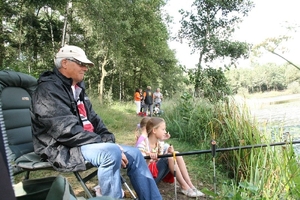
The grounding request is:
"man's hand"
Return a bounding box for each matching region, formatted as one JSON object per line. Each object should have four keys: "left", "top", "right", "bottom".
{"left": 117, "top": 144, "right": 128, "bottom": 168}
{"left": 100, "top": 133, "right": 116, "bottom": 143}
{"left": 121, "top": 152, "right": 128, "bottom": 168}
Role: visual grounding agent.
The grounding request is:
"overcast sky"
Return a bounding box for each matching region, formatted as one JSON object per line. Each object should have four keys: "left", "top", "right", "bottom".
{"left": 164, "top": 0, "right": 300, "bottom": 68}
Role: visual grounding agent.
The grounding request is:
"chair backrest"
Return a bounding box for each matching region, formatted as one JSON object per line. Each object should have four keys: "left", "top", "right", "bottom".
{"left": 0, "top": 70, "right": 37, "bottom": 160}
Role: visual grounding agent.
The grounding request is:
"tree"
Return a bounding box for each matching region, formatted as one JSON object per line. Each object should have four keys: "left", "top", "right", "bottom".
{"left": 188, "top": 65, "right": 231, "bottom": 102}
{"left": 178, "top": 0, "right": 254, "bottom": 98}
{"left": 1, "top": 0, "right": 184, "bottom": 103}
{"left": 253, "top": 24, "right": 300, "bottom": 71}
{"left": 79, "top": 0, "right": 180, "bottom": 103}
{"left": 1, "top": 0, "right": 68, "bottom": 74}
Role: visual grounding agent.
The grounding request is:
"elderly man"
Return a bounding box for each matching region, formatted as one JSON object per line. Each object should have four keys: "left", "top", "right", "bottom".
{"left": 31, "top": 45, "right": 162, "bottom": 200}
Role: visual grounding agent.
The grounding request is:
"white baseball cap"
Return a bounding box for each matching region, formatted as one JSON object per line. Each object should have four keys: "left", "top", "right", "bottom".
{"left": 55, "top": 45, "right": 94, "bottom": 66}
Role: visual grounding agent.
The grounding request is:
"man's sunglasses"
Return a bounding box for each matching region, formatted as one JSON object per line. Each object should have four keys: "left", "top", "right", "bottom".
{"left": 66, "top": 58, "right": 88, "bottom": 68}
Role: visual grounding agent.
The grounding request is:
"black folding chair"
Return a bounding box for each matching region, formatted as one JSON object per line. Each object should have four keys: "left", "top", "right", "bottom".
{"left": 0, "top": 102, "right": 118, "bottom": 200}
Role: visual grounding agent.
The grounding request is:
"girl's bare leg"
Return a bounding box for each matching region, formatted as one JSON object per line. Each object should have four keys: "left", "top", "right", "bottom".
{"left": 167, "top": 157, "right": 191, "bottom": 190}
{"left": 175, "top": 155, "right": 196, "bottom": 188}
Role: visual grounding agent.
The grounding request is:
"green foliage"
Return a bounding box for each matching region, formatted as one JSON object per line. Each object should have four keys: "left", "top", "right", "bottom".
{"left": 211, "top": 99, "right": 262, "bottom": 181}
{"left": 179, "top": 0, "right": 253, "bottom": 66}
{"left": 1, "top": 0, "right": 183, "bottom": 102}
{"left": 189, "top": 66, "right": 232, "bottom": 102}
{"left": 253, "top": 25, "right": 300, "bottom": 71}
{"left": 217, "top": 144, "right": 300, "bottom": 199}
{"left": 287, "top": 81, "right": 300, "bottom": 94}
{"left": 178, "top": 0, "right": 253, "bottom": 97}
{"left": 77, "top": 0, "right": 180, "bottom": 101}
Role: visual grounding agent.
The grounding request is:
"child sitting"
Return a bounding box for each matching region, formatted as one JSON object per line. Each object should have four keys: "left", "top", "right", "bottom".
{"left": 135, "top": 117, "right": 205, "bottom": 198}
{"left": 135, "top": 117, "right": 151, "bottom": 146}
{"left": 153, "top": 104, "right": 162, "bottom": 116}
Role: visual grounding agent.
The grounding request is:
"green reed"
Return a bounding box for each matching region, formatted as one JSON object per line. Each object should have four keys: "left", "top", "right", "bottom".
{"left": 163, "top": 94, "right": 300, "bottom": 199}
{"left": 218, "top": 143, "right": 300, "bottom": 199}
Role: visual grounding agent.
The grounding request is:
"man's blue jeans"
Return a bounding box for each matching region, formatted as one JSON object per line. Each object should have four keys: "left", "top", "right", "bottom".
{"left": 81, "top": 143, "right": 162, "bottom": 200}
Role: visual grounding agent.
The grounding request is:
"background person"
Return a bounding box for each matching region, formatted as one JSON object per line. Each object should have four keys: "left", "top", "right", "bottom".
{"left": 139, "top": 88, "right": 144, "bottom": 113}
{"left": 31, "top": 45, "right": 162, "bottom": 200}
{"left": 143, "top": 86, "right": 153, "bottom": 116}
{"left": 135, "top": 117, "right": 151, "bottom": 147}
{"left": 153, "top": 103, "right": 161, "bottom": 116}
{"left": 134, "top": 88, "right": 142, "bottom": 115}
{"left": 153, "top": 88, "right": 163, "bottom": 107}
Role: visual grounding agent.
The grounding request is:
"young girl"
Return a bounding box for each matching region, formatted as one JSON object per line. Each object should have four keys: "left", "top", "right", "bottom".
{"left": 136, "top": 117, "right": 205, "bottom": 198}
{"left": 135, "top": 117, "right": 170, "bottom": 154}
{"left": 135, "top": 117, "right": 151, "bottom": 146}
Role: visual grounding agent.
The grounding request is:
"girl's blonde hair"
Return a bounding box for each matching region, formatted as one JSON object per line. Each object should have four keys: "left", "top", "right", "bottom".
{"left": 135, "top": 117, "right": 151, "bottom": 141}
{"left": 146, "top": 117, "right": 165, "bottom": 136}
{"left": 146, "top": 117, "right": 165, "bottom": 155}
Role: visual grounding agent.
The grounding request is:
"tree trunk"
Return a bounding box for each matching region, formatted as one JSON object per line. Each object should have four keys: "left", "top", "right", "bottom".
{"left": 119, "top": 71, "right": 122, "bottom": 101}
{"left": 46, "top": 7, "right": 55, "bottom": 51}
{"left": 98, "top": 55, "right": 108, "bottom": 104}
{"left": 62, "top": 1, "right": 72, "bottom": 46}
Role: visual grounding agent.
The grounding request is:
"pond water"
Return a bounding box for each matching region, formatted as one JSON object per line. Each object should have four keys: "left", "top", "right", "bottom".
{"left": 247, "top": 96, "right": 300, "bottom": 156}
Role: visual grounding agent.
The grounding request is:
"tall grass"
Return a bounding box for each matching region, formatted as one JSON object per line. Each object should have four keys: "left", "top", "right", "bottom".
{"left": 212, "top": 98, "right": 263, "bottom": 182}
{"left": 163, "top": 92, "right": 215, "bottom": 150}
{"left": 163, "top": 93, "right": 300, "bottom": 199}
{"left": 219, "top": 144, "right": 300, "bottom": 199}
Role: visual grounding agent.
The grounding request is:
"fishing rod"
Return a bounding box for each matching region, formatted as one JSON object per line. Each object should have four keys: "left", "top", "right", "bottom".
{"left": 172, "top": 151, "right": 177, "bottom": 200}
{"left": 144, "top": 140, "right": 300, "bottom": 159}
{"left": 211, "top": 140, "right": 217, "bottom": 194}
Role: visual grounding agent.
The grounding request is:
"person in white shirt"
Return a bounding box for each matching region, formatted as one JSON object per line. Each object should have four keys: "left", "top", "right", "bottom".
{"left": 153, "top": 88, "right": 163, "bottom": 107}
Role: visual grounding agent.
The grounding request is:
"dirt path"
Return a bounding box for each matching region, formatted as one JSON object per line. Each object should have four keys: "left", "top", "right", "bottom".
{"left": 73, "top": 170, "right": 209, "bottom": 200}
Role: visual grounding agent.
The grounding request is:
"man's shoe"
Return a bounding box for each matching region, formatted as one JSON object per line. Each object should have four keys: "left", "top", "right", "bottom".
{"left": 123, "top": 190, "right": 137, "bottom": 198}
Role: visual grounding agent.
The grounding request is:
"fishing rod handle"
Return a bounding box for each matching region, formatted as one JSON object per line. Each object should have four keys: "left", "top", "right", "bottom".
{"left": 211, "top": 140, "right": 217, "bottom": 157}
